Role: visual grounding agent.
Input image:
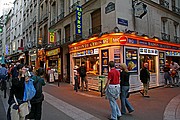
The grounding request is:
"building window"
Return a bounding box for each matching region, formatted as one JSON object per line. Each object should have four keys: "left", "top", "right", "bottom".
{"left": 90, "top": 8, "right": 101, "bottom": 35}
{"left": 65, "top": 24, "right": 70, "bottom": 42}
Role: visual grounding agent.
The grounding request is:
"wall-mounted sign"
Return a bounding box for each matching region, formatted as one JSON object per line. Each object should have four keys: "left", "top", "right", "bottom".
{"left": 133, "top": 2, "right": 147, "bottom": 19}
{"left": 46, "top": 48, "right": 60, "bottom": 56}
{"left": 76, "top": 6, "right": 82, "bottom": 35}
{"left": 105, "top": 2, "right": 115, "bottom": 14}
{"left": 139, "top": 48, "right": 158, "bottom": 55}
{"left": 119, "top": 36, "right": 127, "bottom": 45}
{"left": 72, "top": 48, "right": 99, "bottom": 57}
{"left": 166, "top": 51, "right": 180, "bottom": 56}
{"left": 118, "top": 18, "right": 128, "bottom": 26}
{"left": 5, "top": 45, "right": 8, "bottom": 55}
{"left": 48, "top": 30, "right": 56, "bottom": 43}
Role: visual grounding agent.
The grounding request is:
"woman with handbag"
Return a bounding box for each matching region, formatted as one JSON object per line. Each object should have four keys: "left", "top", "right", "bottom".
{"left": 26, "top": 67, "right": 46, "bottom": 120}
{"left": 120, "top": 63, "right": 134, "bottom": 115}
{"left": 7, "top": 64, "right": 29, "bottom": 120}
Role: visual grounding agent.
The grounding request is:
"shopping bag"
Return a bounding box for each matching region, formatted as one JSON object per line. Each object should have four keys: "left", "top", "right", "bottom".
{"left": 23, "top": 79, "right": 36, "bottom": 101}
{"left": 19, "top": 102, "right": 29, "bottom": 117}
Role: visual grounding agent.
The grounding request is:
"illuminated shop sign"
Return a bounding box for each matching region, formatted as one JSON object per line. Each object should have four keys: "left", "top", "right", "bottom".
{"left": 76, "top": 6, "right": 82, "bottom": 35}
{"left": 166, "top": 51, "right": 180, "bottom": 56}
{"left": 139, "top": 48, "right": 158, "bottom": 55}
{"left": 72, "top": 49, "right": 99, "bottom": 57}
{"left": 48, "top": 30, "right": 56, "bottom": 43}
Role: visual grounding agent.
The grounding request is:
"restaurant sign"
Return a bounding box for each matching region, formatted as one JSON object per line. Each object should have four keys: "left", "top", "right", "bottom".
{"left": 46, "top": 48, "right": 60, "bottom": 56}
{"left": 76, "top": 6, "right": 82, "bottom": 35}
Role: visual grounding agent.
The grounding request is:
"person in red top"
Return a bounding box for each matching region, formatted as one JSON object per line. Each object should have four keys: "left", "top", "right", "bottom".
{"left": 104, "top": 61, "right": 121, "bottom": 120}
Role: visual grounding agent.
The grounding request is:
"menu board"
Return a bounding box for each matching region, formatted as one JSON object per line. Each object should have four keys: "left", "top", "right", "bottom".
{"left": 114, "top": 49, "right": 121, "bottom": 71}
{"left": 101, "top": 49, "right": 109, "bottom": 76}
{"left": 125, "top": 48, "right": 138, "bottom": 72}
{"left": 159, "top": 52, "right": 165, "bottom": 73}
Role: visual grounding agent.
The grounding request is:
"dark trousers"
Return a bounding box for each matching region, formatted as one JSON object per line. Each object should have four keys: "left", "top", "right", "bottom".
{"left": 26, "top": 102, "right": 42, "bottom": 120}
{"left": 1, "top": 80, "right": 7, "bottom": 98}
{"left": 74, "top": 76, "right": 79, "bottom": 92}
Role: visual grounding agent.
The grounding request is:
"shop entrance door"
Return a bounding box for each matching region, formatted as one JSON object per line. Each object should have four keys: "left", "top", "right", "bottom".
{"left": 66, "top": 53, "right": 70, "bottom": 83}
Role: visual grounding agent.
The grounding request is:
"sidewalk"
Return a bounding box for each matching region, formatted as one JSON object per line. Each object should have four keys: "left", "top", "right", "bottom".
{"left": 0, "top": 82, "right": 180, "bottom": 120}
{"left": 44, "top": 82, "right": 180, "bottom": 120}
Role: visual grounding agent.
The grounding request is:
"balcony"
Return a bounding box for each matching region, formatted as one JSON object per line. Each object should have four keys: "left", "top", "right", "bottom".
{"left": 89, "top": 25, "right": 102, "bottom": 36}
{"left": 174, "top": 36, "right": 180, "bottom": 43}
{"left": 57, "top": 12, "right": 64, "bottom": 22}
{"left": 172, "top": 6, "right": 180, "bottom": 15}
{"left": 69, "top": 1, "right": 80, "bottom": 13}
{"left": 160, "top": 0, "right": 169, "bottom": 9}
{"left": 161, "top": 33, "right": 170, "bottom": 41}
{"left": 50, "top": 18, "right": 56, "bottom": 26}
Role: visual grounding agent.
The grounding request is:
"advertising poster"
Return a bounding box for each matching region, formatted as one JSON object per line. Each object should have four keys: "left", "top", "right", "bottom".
{"left": 125, "top": 48, "right": 138, "bottom": 72}
{"left": 159, "top": 52, "right": 165, "bottom": 73}
{"left": 101, "top": 49, "right": 109, "bottom": 75}
{"left": 114, "top": 49, "right": 121, "bottom": 71}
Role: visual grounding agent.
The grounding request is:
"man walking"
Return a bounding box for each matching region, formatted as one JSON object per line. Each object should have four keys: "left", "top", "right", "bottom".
{"left": 79, "top": 62, "right": 89, "bottom": 91}
{"left": 140, "top": 62, "right": 150, "bottom": 97}
{"left": 170, "top": 61, "right": 179, "bottom": 86}
{"left": 0, "top": 64, "right": 8, "bottom": 98}
{"left": 103, "top": 61, "right": 121, "bottom": 120}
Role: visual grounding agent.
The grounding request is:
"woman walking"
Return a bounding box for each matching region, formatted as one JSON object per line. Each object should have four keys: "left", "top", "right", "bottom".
{"left": 26, "top": 67, "right": 46, "bottom": 120}
{"left": 120, "top": 63, "right": 134, "bottom": 115}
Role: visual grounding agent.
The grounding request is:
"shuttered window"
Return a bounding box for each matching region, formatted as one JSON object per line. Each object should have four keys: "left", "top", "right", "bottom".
{"left": 65, "top": 24, "right": 70, "bottom": 42}
{"left": 91, "top": 8, "right": 101, "bottom": 34}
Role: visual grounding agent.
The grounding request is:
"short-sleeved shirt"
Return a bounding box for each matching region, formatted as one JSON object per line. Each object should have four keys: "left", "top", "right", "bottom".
{"left": 108, "top": 68, "right": 120, "bottom": 84}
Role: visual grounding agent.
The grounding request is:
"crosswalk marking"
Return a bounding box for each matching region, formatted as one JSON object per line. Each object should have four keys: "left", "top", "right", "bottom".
{"left": 44, "top": 92, "right": 100, "bottom": 120}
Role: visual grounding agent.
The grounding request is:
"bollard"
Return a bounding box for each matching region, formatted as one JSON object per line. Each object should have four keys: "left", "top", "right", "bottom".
{"left": 101, "top": 80, "right": 103, "bottom": 97}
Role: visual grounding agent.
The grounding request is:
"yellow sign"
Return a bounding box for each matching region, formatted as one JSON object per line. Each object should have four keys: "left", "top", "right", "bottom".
{"left": 49, "top": 32, "right": 55, "bottom": 43}
{"left": 46, "top": 48, "right": 60, "bottom": 56}
{"left": 58, "top": 58, "right": 61, "bottom": 74}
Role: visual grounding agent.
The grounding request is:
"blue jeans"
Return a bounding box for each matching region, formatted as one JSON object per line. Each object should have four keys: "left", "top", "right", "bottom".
{"left": 107, "top": 85, "right": 121, "bottom": 120}
{"left": 120, "top": 86, "right": 134, "bottom": 114}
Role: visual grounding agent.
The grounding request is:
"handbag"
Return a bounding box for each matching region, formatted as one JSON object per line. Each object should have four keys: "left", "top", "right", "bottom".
{"left": 13, "top": 95, "right": 29, "bottom": 117}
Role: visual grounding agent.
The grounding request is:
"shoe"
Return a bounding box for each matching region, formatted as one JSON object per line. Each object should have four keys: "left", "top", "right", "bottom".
{"left": 140, "top": 91, "right": 144, "bottom": 96}
{"left": 144, "top": 95, "right": 150, "bottom": 98}
{"left": 108, "top": 118, "right": 115, "bottom": 120}
{"left": 129, "top": 110, "right": 134, "bottom": 113}
{"left": 117, "top": 116, "right": 121, "bottom": 120}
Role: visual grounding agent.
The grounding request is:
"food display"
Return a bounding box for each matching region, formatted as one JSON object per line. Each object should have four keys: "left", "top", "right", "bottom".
{"left": 114, "top": 49, "right": 121, "bottom": 71}
{"left": 125, "top": 48, "right": 138, "bottom": 72}
{"left": 101, "top": 49, "right": 109, "bottom": 75}
{"left": 159, "top": 52, "right": 165, "bottom": 73}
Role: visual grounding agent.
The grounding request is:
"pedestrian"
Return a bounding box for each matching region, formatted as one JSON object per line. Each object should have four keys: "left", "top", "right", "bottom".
{"left": 120, "top": 63, "right": 134, "bottom": 115}
{"left": 26, "top": 67, "right": 46, "bottom": 120}
{"left": 170, "top": 61, "right": 179, "bottom": 87}
{"left": 0, "top": 64, "right": 8, "bottom": 98}
{"left": 74, "top": 66, "right": 79, "bottom": 92}
{"left": 7, "top": 64, "right": 29, "bottom": 120}
{"left": 140, "top": 62, "right": 150, "bottom": 97}
{"left": 103, "top": 61, "right": 121, "bottom": 120}
{"left": 163, "top": 62, "right": 173, "bottom": 88}
{"left": 79, "top": 62, "right": 89, "bottom": 91}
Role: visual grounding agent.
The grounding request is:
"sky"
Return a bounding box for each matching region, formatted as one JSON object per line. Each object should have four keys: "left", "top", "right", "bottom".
{"left": 0, "top": 0, "right": 14, "bottom": 16}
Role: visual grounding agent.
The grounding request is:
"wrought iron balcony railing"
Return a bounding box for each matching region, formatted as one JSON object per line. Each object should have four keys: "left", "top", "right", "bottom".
{"left": 57, "top": 12, "right": 64, "bottom": 21}
{"left": 172, "top": 6, "right": 180, "bottom": 15}
{"left": 161, "top": 32, "right": 170, "bottom": 41}
{"left": 50, "top": 18, "right": 56, "bottom": 26}
{"left": 160, "top": 0, "right": 169, "bottom": 9}
{"left": 174, "top": 36, "right": 180, "bottom": 43}
{"left": 89, "top": 25, "right": 102, "bottom": 36}
{"left": 69, "top": 1, "right": 80, "bottom": 13}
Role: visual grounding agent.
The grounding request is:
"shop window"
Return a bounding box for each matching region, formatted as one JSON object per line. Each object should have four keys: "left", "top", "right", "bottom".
{"left": 140, "top": 55, "right": 156, "bottom": 73}
{"left": 80, "top": 55, "right": 99, "bottom": 75}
